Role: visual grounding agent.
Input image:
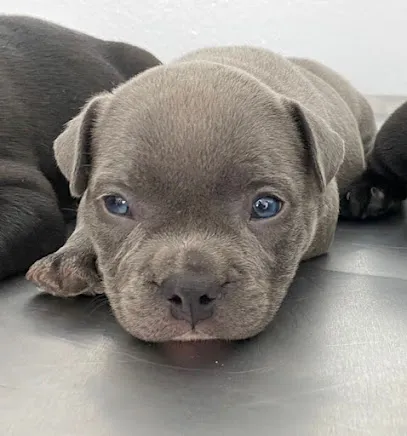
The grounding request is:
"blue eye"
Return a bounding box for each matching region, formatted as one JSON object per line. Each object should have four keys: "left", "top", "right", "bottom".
{"left": 103, "top": 195, "right": 131, "bottom": 216}
{"left": 251, "top": 196, "right": 282, "bottom": 219}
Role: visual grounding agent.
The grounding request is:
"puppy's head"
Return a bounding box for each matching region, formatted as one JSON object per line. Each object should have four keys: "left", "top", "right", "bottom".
{"left": 54, "top": 61, "right": 344, "bottom": 342}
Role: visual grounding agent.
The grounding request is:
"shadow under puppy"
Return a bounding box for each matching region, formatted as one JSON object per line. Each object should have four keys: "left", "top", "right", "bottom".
{"left": 341, "top": 100, "right": 407, "bottom": 219}
{"left": 28, "top": 46, "right": 376, "bottom": 342}
{"left": 0, "top": 15, "right": 161, "bottom": 280}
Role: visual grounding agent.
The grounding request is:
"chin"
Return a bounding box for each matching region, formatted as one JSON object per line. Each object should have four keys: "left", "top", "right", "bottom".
{"left": 120, "top": 319, "right": 239, "bottom": 343}
{"left": 117, "top": 318, "right": 215, "bottom": 343}
{"left": 173, "top": 331, "right": 218, "bottom": 342}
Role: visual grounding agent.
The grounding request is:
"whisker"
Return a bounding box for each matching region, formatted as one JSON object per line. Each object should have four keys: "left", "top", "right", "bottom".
{"left": 85, "top": 295, "right": 110, "bottom": 316}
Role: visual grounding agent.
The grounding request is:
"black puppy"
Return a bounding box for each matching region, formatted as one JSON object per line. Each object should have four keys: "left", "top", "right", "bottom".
{"left": 0, "top": 15, "right": 161, "bottom": 280}
{"left": 340, "top": 100, "right": 407, "bottom": 219}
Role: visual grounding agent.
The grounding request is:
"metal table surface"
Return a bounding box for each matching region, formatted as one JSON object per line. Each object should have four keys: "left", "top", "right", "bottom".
{"left": 2, "top": 100, "right": 407, "bottom": 435}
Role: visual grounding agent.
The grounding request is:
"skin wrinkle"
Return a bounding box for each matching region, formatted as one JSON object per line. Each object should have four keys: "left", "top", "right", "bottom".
{"left": 27, "top": 46, "right": 375, "bottom": 342}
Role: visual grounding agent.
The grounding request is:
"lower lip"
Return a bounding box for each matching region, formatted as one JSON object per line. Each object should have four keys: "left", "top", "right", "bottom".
{"left": 173, "top": 331, "right": 215, "bottom": 341}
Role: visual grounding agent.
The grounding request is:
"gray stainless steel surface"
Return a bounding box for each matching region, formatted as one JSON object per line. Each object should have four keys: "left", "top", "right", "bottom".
{"left": 2, "top": 105, "right": 407, "bottom": 435}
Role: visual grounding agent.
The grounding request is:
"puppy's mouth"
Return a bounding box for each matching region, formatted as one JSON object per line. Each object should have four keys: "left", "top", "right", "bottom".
{"left": 108, "top": 250, "right": 272, "bottom": 342}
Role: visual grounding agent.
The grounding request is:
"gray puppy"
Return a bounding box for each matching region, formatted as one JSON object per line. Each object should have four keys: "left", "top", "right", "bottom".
{"left": 28, "top": 46, "right": 376, "bottom": 342}
{"left": 0, "top": 15, "right": 160, "bottom": 280}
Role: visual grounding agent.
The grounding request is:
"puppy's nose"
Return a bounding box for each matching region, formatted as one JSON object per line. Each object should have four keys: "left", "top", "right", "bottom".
{"left": 160, "top": 272, "right": 220, "bottom": 327}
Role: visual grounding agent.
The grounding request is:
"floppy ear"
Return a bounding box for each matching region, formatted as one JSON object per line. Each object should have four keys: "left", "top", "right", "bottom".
{"left": 54, "top": 92, "right": 111, "bottom": 198}
{"left": 289, "top": 100, "right": 345, "bottom": 191}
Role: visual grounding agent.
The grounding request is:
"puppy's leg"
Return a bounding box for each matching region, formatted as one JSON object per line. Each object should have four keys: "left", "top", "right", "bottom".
{"left": 0, "top": 173, "right": 67, "bottom": 280}
{"left": 26, "top": 221, "right": 102, "bottom": 297}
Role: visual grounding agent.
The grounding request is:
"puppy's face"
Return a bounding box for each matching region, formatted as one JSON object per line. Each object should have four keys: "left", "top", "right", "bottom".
{"left": 55, "top": 62, "right": 344, "bottom": 342}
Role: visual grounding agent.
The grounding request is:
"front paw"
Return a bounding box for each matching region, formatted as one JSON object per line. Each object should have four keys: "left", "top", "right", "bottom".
{"left": 26, "top": 249, "right": 103, "bottom": 297}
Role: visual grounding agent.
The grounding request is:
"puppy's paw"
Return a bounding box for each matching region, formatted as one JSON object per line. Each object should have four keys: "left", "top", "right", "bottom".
{"left": 26, "top": 249, "right": 103, "bottom": 298}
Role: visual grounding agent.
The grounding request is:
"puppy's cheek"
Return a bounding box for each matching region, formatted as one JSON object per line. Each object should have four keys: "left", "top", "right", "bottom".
{"left": 232, "top": 239, "right": 301, "bottom": 338}
{"left": 105, "top": 277, "right": 190, "bottom": 342}
{"left": 211, "top": 280, "right": 278, "bottom": 340}
{"left": 205, "top": 231, "right": 301, "bottom": 340}
{"left": 250, "top": 211, "right": 310, "bottom": 262}
{"left": 90, "top": 223, "right": 147, "bottom": 278}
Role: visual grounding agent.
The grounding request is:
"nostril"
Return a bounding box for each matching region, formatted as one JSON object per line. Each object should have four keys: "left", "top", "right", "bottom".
{"left": 168, "top": 295, "right": 182, "bottom": 306}
{"left": 199, "top": 294, "right": 215, "bottom": 306}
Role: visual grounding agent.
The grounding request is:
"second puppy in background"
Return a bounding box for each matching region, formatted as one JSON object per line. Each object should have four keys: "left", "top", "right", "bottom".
{"left": 0, "top": 15, "right": 161, "bottom": 281}
{"left": 341, "top": 100, "right": 407, "bottom": 219}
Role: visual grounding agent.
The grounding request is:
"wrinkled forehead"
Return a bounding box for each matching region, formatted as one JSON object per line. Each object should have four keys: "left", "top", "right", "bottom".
{"left": 91, "top": 64, "right": 305, "bottom": 199}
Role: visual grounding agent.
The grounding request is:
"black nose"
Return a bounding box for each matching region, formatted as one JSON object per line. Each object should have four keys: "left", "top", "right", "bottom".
{"left": 160, "top": 272, "right": 220, "bottom": 327}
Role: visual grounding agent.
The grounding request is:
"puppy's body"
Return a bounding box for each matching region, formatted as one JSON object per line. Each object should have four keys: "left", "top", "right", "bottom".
{"left": 288, "top": 57, "right": 376, "bottom": 156}
{"left": 29, "top": 46, "right": 375, "bottom": 342}
{"left": 0, "top": 15, "right": 160, "bottom": 280}
{"left": 341, "top": 100, "right": 407, "bottom": 219}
